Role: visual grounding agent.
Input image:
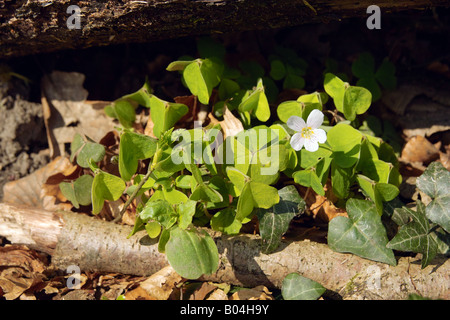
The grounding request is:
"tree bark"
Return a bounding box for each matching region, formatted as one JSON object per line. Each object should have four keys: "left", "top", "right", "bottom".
{"left": 1, "top": 0, "right": 450, "bottom": 59}
{"left": 0, "top": 202, "right": 448, "bottom": 300}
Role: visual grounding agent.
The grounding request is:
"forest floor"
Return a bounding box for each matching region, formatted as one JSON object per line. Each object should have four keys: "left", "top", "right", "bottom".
{"left": 0, "top": 10, "right": 449, "bottom": 300}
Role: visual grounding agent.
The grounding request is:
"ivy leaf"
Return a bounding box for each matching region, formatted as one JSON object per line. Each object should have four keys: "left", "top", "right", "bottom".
{"left": 257, "top": 186, "right": 305, "bottom": 254}
{"left": 91, "top": 171, "right": 126, "bottom": 215}
{"left": 328, "top": 198, "right": 396, "bottom": 265}
{"left": 165, "top": 227, "right": 219, "bottom": 279}
{"left": 387, "top": 202, "right": 438, "bottom": 268}
{"left": 281, "top": 273, "right": 326, "bottom": 300}
{"left": 119, "top": 131, "right": 158, "bottom": 181}
{"left": 416, "top": 161, "right": 450, "bottom": 233}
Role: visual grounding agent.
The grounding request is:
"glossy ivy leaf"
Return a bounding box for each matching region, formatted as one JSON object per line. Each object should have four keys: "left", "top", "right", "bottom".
{"left": 70, "top": 133, "right": 105, "bottom": 168}
{"left": 165, "top": 227, "right": 219, "bottom": 279}
{"left": 59, "top": 174, "right": 94, "bottom": 209}
{"left": 327, "top": 123, "right": 362, "bottom": 168}
{"left": 236, "top": 181, "right": 280, "bottom": 221}
{"left": 91, "top": 171, "right": 126, "bottom": 215}
{"left": 149, "top": 95, "right": 189, "bottom": 138}
{"left": 140, "top": 199, "right": 178, "bottom": 229}
{"left": 416, "top": 161, "right": 450, "bottom": 232}
{"left": 293, "top": 169, "right": 324, "bottom": 196}
{"left": 342, "top": 86, "right": 372, "bottom": 121}
{"left": 387, "top": 202, "right": 438, "bottom": 268}
{"left": 104, "top": 99, "right": 136, "bottom": 128}
{"left": 257, "top": 185, "right": 305, "bottom": 253}
{"left": 211, "top": 207, "right": 242, "bottom": 235}
{"left": 238, "top": 78, "right": 270, "bottom": 122}
{"left": 328, "top": 198, "right": 396, "bottom": 265}
{"left": 182, "top": 59, "right": 220, "bottom": 105}
{"left": 281, "top": 273, "right": 326, "bottom": 300}
{"left": 119, "top": 131, "right": 158, "bottom": 181}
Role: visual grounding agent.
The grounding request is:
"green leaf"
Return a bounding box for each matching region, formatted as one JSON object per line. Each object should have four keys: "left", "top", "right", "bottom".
{"left": 281, "top": 273, "right": 326, "bottom": 300}
{"left": 119, "top": 131, "right": 158, "bottom": 181}
{"left": 73, "top": 174, "right": 94, "bottom": 206}
{"left": 211, "top": 207, "right": 242, "bottom": 235}
{"left": 283, "top": 74, "right": 305, "bottom": 90}
{"left": 331, "top": 161, "right": 352, "bottom": 199}
{"left": 351, "top": 52, "right": 375, "bottom": 79}
{"left": 236, "top": 181, "right": 280, "bottom": 221}
{"left": 328, "top": 198, "right": 396, "bottom": 265}
{"left": 387, "top": 202, "right": 438, "bottom": 268}
{"left": 293, "top": 169, "right": 325, "bottom": 196}
{"left": 197, "top": 37, "right": 226, "bottom": 60}
{"left": 238, "top": 78, "right": 271, "bottom": 122}
{"left": 270, "top": 59, "right": 286, "bottom": 81}
{"left": 70, "top": 134, "right": 106, "bottom": 168}
{"left": 165, "top": 227, "right": 219, "bottom": 279}
{"left": 416, "top": 161, "right": 450, "bottom": 232}
{"left": 226, "top": 167, "right": 248, "bottom": 197}
{"left": 121, "top": 79, "right": 153, "bottom": 108}
{"left": 166, "top": 60, "right": 194, "bottom": 72}
{"left": 277, "top": 100, "right": 302, "bottom": 123}
{"left": 92, "top": 171, "right": 126, "bottom": 215}
{"left": 178, "top": 200, "right": 197, "bottom": 229}
{"left": 327, "top": 123, "right": 362, "bottom": 168}
{"left": 324, "top": 73, "right": 346, "bottom": 113}
{"left": 183, "top": 59, "right": 220, "bottom": 105}
{"left": 105, "top": 99, "right": 136, "bottom": 128}
{"left": 140, "top": 199, "right": 177, "bottom": 228}
{"left": 257, "top": 186, "right": 305, "bottom": 253}
{"left": 145, "top": 221, "right": 161, "bottom": 239}
{"left": 149, "top": 95, "right": 189, "bottom": 138}
{"left": 218, "top": 78, "right": 240, "bottom": 100}
{"left": 375, "top": 59, "right": 397, "bottom": 90}
{"left": 190, "top": 184, "right": 224, "bottom": 203}
{"left": 342, "top": 86, "right": 372, "bottom": 121}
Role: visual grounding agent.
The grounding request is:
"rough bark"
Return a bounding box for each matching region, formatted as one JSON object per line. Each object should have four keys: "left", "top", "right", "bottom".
{"left": 1, "top": 0, "right": 450, "bottom": 59}
{"left": 0, "top": 203, "right": 448, "bottom": 299}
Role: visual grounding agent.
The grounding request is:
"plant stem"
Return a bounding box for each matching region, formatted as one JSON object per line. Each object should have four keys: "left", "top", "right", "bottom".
{"left": 114, "top": 146, "right": 163, "bottom": 223}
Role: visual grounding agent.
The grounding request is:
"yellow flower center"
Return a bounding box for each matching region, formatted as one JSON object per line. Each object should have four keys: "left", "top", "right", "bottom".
{"left": 301, "top": 127, "right": 314, "bottom": 139}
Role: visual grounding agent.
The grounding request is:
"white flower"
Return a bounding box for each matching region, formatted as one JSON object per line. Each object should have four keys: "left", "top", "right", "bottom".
{"left": 287, "top": 109, "right": 327, "bottom": 152}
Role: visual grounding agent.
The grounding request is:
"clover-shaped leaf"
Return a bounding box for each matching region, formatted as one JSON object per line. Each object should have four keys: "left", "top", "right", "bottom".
{"left": 70, "top": 133, "right": 105, "bottom": 169}
{"left": 328, "top": 198, "right": 396, "bottom": 265}
{"left": 416, "top": 161, "right": 450, "bottom": 233}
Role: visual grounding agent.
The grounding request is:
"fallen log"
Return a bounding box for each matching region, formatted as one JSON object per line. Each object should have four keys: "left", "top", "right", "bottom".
{"left": 0, "top": 202, "right": 448, "bottom": 300}
{"left": 1, "top": 0, "right": 450, "bottom": 59}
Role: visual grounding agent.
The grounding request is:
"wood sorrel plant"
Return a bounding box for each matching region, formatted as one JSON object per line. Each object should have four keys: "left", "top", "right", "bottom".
{"left": 61, "top": 38, "right": 447, "bottom": 279}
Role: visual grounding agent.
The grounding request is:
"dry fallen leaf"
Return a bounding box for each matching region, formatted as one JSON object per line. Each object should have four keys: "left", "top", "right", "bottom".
{"left": 138, "top": 265, "right": 184, "bottom": 300}
{"left": 230, "top": 285, "right": 273, "bottom": 300}
{"left": 400, "top": 135, "right": 440, "bottom": 165}
{"left": 3, "top": 156, "right": 76, "bottom": 210}
{"left": 41, "top": 71, "right": 115, "bottom": 158}
{"left": 219, "top": 106, "right": 244, "bottom": 139}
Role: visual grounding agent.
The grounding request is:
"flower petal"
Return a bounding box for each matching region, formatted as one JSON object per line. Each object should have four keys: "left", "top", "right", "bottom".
{"left": 304, "top": 137, "right": 319, "bottom": 152}
{"left": 287, "top": 116, "right": 306, "bottom": 132}
{"left": 306, "top": 109, "right": 324, "bottom": 129}
{"left": 313, "top": 128, "right": 327, "bottom": 144}
{"left": 290, "top": 132, "right": 305, "bottom": 151}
